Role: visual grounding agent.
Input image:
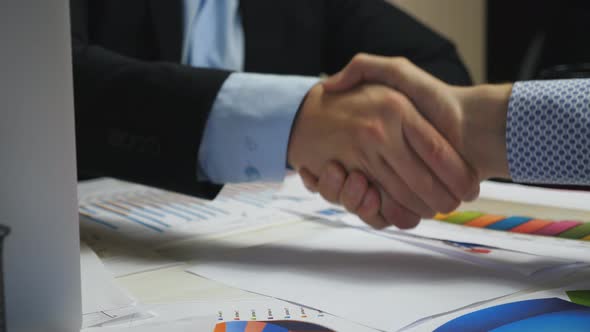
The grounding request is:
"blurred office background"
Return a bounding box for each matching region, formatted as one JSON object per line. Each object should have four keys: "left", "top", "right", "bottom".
{"left": 392, "top": 0, "right": 590, "bottom": 84}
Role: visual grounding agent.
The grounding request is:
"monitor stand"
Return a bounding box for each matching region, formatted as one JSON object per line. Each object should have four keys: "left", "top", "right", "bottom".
{"left": 0, "top": 0, "right": 81, "bottom": 331}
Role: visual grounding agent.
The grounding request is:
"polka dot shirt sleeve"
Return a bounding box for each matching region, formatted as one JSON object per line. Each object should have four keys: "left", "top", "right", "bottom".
{"left": 506, "top": 79, "right": 590, "bottom": 185}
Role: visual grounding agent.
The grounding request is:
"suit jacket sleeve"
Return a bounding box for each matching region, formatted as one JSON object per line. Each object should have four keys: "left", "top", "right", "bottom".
{"left": 324, "top": 0, "right": 472, "bottom": 85}
{"left": 71, "top": 0, "right": 227, "bottom": 199}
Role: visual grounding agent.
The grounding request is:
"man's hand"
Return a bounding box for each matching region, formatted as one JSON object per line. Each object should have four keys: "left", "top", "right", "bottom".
{"left": 324, "top": 54, "right": 513, "bottom": 180}
{"left": 287, "top": 82, "right": 480, "bottom": 229}
{"left": 304, "top": 55, "right": 513, "bottom": 227}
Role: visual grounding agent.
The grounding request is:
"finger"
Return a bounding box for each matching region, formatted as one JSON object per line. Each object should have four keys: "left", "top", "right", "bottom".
{"left": 317, "top": 161, "right": 347, "bottom": 204}
{"left": 324, "top": 54, "right": 411, "bottom": 93}
{"left": 323, "top": 53, "right": 373, "bottom": 92}
{"left": 356, "top": 185, "right": 381, "bottom": 218}
{"left": 326, "top": 54, "right": 480, "bottom": 201}
{"left": 339, "top": 171, "right": 369, "bottom": 213}
{"left": 356, "top": 187, "right": 389, "bottom": 230}
{"left": 370, "top": 153, "right": 435, "bottom": 218}
{"left": 403, "top": 109, "right": 480, "bottom": 204}
{"left": 299, "top": 167, "right": 319, "bottom": 193}
{"left": 378, "top": 188, "right": 421, "bottom": 230}
{"left": 325, "top": 54, "right": 440, "bottom": 100}
{"left": 378, "top": 95, "right": 461, "bottom": 213}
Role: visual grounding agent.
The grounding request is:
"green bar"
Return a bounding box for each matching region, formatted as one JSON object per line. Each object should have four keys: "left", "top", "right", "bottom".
{"left": 558, "top": 222, "right": 590, "bottom": 239}
{"left": 442, "top": 211, "right": 484, "bottom": 225}
{"left": 567, "top": 290, "right": 590, "bottom": 307}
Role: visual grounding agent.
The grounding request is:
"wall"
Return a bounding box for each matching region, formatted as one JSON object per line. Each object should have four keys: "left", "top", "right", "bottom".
{"left": 392, "top": 0, "right": 487, "bottom": 83}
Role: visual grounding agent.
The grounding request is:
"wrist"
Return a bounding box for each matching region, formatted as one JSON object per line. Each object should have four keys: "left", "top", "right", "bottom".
{"left": 458, "top": 83, "right": 513, "bottom": 180}
{"left": 287, "top": 83, "right": 324, "bottom": 170}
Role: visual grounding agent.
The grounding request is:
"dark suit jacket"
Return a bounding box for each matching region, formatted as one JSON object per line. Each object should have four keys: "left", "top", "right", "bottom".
{"left": 71, "top": 0, "right": 471, "bottom": 199}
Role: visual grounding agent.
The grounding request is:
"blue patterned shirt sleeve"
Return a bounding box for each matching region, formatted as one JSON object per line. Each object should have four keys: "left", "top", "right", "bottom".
{"left": 198, "top": 73, "right": 319, "bottom": 184}
{"left": 506, "top": 79, "right": 590, "bottom": 185}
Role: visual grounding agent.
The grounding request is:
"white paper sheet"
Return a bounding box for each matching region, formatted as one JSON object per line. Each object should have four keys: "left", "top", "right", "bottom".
{"left": 273, "top": 175, "right": 584, "bottom": 276}
{"left": 187, "top": 227, "right": 534, "bottom": 332}
{"left": 78, "top": 178, "right": 298, "bottom": 276}
{"left": 396, "top": 181, "right": 590, "bottom": 262}
{"left": 275, "top": 175, "right": 590, "bottom": 264}
{"left": 78, "top": 178, "right": 288, "bottom": 247}
{"left": 81, "top": 243, "right": 137, "bottom": 327}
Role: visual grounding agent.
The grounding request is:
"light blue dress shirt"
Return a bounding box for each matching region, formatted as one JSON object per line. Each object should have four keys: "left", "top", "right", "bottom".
{"left": 183, "top": 0, "right": 319, "bottom": 184}
{"left": 507, "top": 79, "right": 590, "bottom": 185}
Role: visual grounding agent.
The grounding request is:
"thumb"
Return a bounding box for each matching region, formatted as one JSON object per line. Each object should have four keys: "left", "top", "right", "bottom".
{"left": 324, "top": 53, "right": 402, "bottom": 92}
{"left": 322, "top": 58, "right": 366, "bottom": 92}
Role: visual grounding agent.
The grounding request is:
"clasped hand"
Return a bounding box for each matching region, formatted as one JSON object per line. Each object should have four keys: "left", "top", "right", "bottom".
{"left": 288, "top": 54, "right": 511, "bottom": 229}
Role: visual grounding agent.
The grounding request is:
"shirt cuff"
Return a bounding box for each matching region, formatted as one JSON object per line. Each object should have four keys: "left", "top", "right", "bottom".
{"left": 198, "top": 72, "right": 319, "bottom": 184}
{"left": 506, "top": 79, "right": 590, "bottom": 185}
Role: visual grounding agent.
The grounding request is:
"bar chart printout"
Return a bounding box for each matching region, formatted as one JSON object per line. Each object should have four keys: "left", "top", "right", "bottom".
{"left": 77, "top": 178, "right": 289, "bottom": 244}
{"left": 435, "top": 211, "right": 590, "bottom": 241}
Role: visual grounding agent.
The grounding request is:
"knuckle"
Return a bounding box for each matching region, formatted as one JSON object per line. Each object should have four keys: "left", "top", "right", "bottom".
{"left": 351, "top": 53, "right": 370, "bottom": 66}
{"left": 390, "top": 56, "right": 410, "bottom": 69}
{"left": 358, "top": 119, "right": 387, "bottom": 145}
{"left": 424, "top": 136, "right": 448, "bottom": 164}
{"left": 379, "top": 89, "right": 405, "bottom": 111}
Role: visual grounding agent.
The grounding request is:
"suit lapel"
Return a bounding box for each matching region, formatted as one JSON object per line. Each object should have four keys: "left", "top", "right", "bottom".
{"left": 149, "top": 0, "right": 183, "bottom": 63}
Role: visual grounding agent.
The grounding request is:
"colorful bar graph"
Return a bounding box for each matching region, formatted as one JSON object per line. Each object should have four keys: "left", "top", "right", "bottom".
{"left": 214, "top": 320, "right": 334, "bottom": 332}
{"left": 79, "top": 212, "right": 118, "bottom": 230}
{"left": 534, "top": 221, "right": 582, "bottom": 236}
{"left": 510, "top": 219, "right": 553, "bottom": 234}
{"left": 439, "top": 212, "right": 484, "bottom": 225}
{"left": 558, "top": 223, "right": 590, "bottom": 239}
{"left": 465, "top": 215, "right": 506, "bottom": 228}
{"left": 436, "top": 210, "right": 590, "bottom": 242}
{"left": 486, "top": 217, "right": 532, "bottom": 231}
{"left": 435, "top": 212, "right": 456, "bottom": 220}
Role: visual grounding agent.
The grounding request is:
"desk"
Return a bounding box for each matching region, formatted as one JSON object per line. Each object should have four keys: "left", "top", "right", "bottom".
{"left": 80, "top": 177, "right": 590, "bottom": 331}
{"left": 106, "top": 219, "right": 590, "bottom": 331}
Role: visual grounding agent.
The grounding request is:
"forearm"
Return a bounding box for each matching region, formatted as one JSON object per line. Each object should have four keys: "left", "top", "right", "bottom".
{"left": 505, "top": 80, "right": 590, "bottom": 186}
{"left": 198, "top": 73, "right": 319, "bottom": 184}
{"left": 458, "top": 84, "right": 513, "bottom": 180}
{"left": 460, "top": 79, "right": 590, "bottom": 186}
{"left": 74, "top": 44, "right": 230, "bottom": 197}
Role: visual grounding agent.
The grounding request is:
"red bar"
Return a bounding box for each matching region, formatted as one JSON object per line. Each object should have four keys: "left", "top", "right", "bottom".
{"left": 534, "top": 220, "right": 582, "bottom": 236}
{"left": 510, "top": 219, "right": 553, "bottom": 234}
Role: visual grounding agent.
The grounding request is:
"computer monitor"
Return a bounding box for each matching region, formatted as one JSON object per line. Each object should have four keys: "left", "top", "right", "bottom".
{"left": 0, "top": 0, "right": 81, "bottom": 331}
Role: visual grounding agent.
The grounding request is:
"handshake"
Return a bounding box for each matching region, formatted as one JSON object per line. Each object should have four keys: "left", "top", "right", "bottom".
{"left": 287, "top": 54, "right": 513, "bottom": 229}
